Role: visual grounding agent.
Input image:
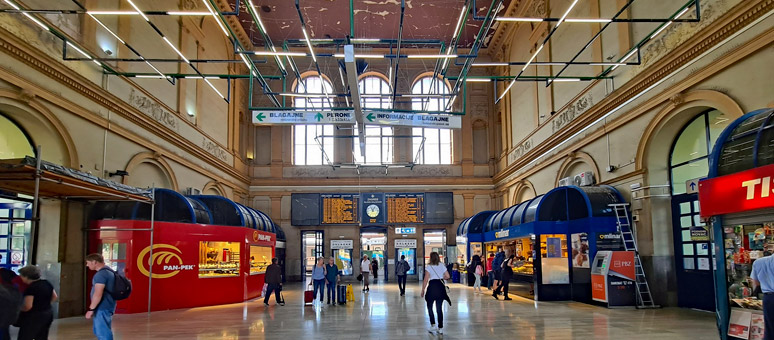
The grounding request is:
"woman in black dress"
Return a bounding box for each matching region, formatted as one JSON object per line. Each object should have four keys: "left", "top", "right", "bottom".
{"left": 16, "top": 265, "right": 58, "bottom": 340}
{"left": 371, "top": 258, "right": 379, "bottom": 282}
{"left": 493, "top": 254, "right": 514, "bottom": 300}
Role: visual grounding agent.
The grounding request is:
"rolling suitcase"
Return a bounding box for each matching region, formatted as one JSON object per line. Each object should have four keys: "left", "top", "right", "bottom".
{"left": 304, "top": 283, "right": 314, "bottom": 306}
{"left": 337, "top": 285, "right": 347, "bottom": 304}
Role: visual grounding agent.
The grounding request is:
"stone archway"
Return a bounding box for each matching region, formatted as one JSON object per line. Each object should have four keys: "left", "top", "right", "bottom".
{"left": 511, "top": 180, "right": 537, "bottom": 205}
{"left": 124, "top": 152, "right": 178, "bottom": 190}
{"left": 0, "top": 89, "right": 77, "bottom": 167}
{"left": 202, "top": 180, "right": 227, "bottom": 196}
{"left": 554, "top": 152, "right": 600, "bottom": 187}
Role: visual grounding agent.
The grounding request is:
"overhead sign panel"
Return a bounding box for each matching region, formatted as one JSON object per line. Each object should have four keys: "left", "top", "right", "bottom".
{"left": 252, "top": 110, "right": 355, "bottom": 125}
{"left": 365, "top": 111, "right": 462, "bottom": 129}
{"left": 386, "top": 193, "right": 424, "bottom": 224}
{"left": 253, "top": 110, "right": 461, "bottom": 128}
{"left": 321, "top": 193, "right": 360, "bottom": 225}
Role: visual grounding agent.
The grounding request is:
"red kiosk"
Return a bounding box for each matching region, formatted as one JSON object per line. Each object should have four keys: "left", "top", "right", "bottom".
{"left": 89, "top": 189, "right": 276, "bottom": 313}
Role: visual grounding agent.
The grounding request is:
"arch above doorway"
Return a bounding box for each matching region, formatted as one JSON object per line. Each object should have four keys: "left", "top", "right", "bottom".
{"left": 124, "top": 152, "right": 178, "bottom": 191}
{"left": 511, "top": 180, "right": 537, "bottom": 206}
{"left": 636, "top": 90, "right": 744, "bottom": 171}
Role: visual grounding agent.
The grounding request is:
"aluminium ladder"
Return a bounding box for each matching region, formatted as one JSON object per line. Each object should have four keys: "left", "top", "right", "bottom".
{"left": 609, "top": 203, "right": 659, "bottom": 309}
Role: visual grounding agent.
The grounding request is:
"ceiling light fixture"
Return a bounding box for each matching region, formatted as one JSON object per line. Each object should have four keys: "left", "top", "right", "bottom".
{"left": 495, "top": 17, "right": 543, "bottom": 22}
{"left": 351, "top": 38, "right": 380, "bottom": 42}
{"left": 162, "top": 36, "right": 190, "bottom": 63}
{"left": 521, "top": 44, "right": 544, "bottom": 71}
{"left": 88, "top": 14, "right": 125, "bottom": 44}
{"left": 332, "top": 53, "right": 385, "bottom": 59}
{"left": 251, "top": 51, "right": 307, "bottom": 57}
{"left": 551, "top": 78, "right": 582, "bottom": 82}
{"left": 464, "top": 78, "right": 491, "bottom": 82}
{"left": 301, "top": 27, "right": 317, "bottom": 62}
{"left": 566, "top": 18, "right": 612, "bottom": 23}
{"left": 246, "top": 0, "right": 269, "bottom": 34}
{"left": 453, "top": 5, "right": 467, "bottom": 37}
{"left": 556, "top": 0, "right": 579, "bottom": 28}
{"left": 200, "top": 0, "right": 229, "bottom": 37}
{"left": 471, "top": 62, "right": 508, "bottom": 67}
{"left": 126, "top": 0, "right": 151, "bottom": 22}
{"left": 204, "top": 79, "right": 225, "bottom": 99}
{"left": 166, "top": 11, "right": 211, "bottom": 16}
{"left": 407, "top": 54, "right": 458, "bottom": 59}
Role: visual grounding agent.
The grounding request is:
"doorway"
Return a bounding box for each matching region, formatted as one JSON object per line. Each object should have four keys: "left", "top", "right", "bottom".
{"left": 360, "top": 229, "right": 387, "bottom": 281}
{"left": 301, "top": 231, "right": 323, "bottom": 282}
{"left": 423, "top": 230, "right": 446, "bottom": 265}
{"left": 0, "top": 200, "right": 32, "bottom": 271}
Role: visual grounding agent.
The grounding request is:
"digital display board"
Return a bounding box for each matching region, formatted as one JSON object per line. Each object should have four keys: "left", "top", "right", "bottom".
{"left": 386, "top": 193, "right": 424, "bottom": 224}
{"left": 321, "top": 194, "right": 359, "bottom": 224}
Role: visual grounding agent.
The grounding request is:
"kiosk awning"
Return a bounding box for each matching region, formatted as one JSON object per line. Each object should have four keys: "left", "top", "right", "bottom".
{"left": 0, "top": 157, "right": 151, "bottom": 201}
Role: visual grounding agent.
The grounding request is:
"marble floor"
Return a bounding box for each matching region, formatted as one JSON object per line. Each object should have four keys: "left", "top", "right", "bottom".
{"left": 31, "top": 281, "right": 717, "bottom": 339}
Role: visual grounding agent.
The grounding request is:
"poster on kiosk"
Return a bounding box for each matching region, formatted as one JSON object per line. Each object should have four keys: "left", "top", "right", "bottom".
{"left": 591, "top": 251, "right": 636, "bottom": 307}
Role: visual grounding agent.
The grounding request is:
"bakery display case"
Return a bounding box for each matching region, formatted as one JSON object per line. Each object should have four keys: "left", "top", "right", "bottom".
{"left": 250, "top": 245, "right": 272, "bottom": 275}
{"left": 199, "top": 241, "right": 240, "bottom": 278}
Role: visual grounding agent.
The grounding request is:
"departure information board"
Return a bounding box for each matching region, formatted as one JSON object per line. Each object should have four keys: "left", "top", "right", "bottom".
{"left": 321, "top": 194, "right": 359, "bottom": 224}
{"left": 386, "top": 193, "right": 424, "bottom": 224}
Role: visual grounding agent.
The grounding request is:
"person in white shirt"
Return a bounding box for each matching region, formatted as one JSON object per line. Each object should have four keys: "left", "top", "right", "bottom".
{"left": 360, "top": 255, "right": 371, "bottom": 292}
{"left": 421, "top": 252, "right": 451, "bottom": 335}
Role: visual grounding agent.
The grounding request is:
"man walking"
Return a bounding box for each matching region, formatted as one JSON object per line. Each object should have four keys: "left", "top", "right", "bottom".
{"left": 486, "top": 253, "right": 495, "bottom": 290}
{"left": 491, "top": 247, "right": 505, "bottom": 294}
{"left": 264, "top": 258, "right": 283, "bottom": 306}
{"left": 395, "top": 255, "right": 411, "bottom": 296}
{"left": 325, "top": 257, "right": 340, "bottom": 305}
{"left": 85, "top": 253, "right": 115, "bottom": 340}
{"left": 751, "top": 250, "right": 774, "bottom": 340}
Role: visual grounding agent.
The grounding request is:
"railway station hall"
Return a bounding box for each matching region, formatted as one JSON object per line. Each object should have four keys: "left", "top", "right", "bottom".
{"left": 0, "top": 0, "right": 773, "bottom": 339}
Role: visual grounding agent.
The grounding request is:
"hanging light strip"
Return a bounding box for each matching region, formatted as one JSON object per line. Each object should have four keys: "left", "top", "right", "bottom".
{"left": 521, "top": 44, "right": 544, "bottom": 71}
{"left": 496, "top": 17, "right": 610, "bottom": 23}
{"left": 199, "top": 0, "right": 228, "bottom": 37}
{"left": 407, "top": 54, "right": 458, "bottom": 59}
{"left": 301, "top": 27, "right": 317, "bottom": 63}
{"left": 556, "top": 0, "right": 579, "bottom": 28}
{"left": 464, "top": 78, "right": 491, "bottom": 82}
{"left": 162, "top": 36, "right": 190, "bottom": 64}
{"left": 125, "top": 0, "right": 151, "bottom": 22}
{"left": 332, "top": 53, "right": 385, "bottom": 59}
{"left": 85, "top": 11, "right": 211, "bottom": 16}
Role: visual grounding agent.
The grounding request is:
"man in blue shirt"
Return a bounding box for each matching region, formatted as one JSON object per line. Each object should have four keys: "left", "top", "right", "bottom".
{"left": 325, "top": 257, "right": 340, "bottom": 305}
{"left": 491, "top": 247, "right": 505, "bottom": 295}
{"left": 752, "top": 250, "right": 774, "bottom": 340}
{"left": 85, "top": 253, "right": 116, "bottom": 340}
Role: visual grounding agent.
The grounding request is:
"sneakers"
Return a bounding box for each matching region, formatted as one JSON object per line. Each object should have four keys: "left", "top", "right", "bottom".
{"left": 279, "top": 302, "right": 285, "bottom": 306}
{"left": 437, "top": 327, "right": 444, "bottom": 335}
{"left": 264, "top": 302, "right": 269, "bottom": 306}
{"left": 492, "top": 293, "right": 499, "bottom": 300}
{"left": 428, "top": 325, "right": 438, "bottom": 334}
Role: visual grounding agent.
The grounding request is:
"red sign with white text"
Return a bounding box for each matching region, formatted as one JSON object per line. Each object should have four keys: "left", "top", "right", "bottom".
{"left": 698, "top": 164, "right": 774, "bottom": 218}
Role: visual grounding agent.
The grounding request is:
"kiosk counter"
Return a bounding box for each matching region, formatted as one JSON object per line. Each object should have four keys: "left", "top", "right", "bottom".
{"left": 89, "top": 220, "right": 275, "bottom": 313}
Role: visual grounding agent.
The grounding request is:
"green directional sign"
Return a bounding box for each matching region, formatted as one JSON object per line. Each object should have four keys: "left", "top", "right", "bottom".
{"left": 362, "top": 110, "right": 462, "bottom": 129}
{"left": 251, "top": 110, "right": 355, "bottom": 125}
{"left": 366, "top": 112, "right": 375, "bottom": 122}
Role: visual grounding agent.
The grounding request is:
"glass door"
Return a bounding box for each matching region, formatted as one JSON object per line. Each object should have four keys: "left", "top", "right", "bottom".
{"left": 302, "top": 231, "right": 323, "bottom": 283}
{"left": 423, "top": 230, "right": 446, "bottom": 265}
{"left": 0, "top": 201, "right": 32, "bottom": 271}
{"left": 360, "top": 230, "right": 387, "bottom": 281}
{"left": 671, "top": 194, "right": 715, "bottom": 311}
{"left": 395, "top": 248, "right": 416, "bottom": 275}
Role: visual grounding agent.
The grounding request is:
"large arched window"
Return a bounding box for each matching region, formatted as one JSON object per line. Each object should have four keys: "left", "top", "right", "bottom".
{"left": 355, "top": 75, "right": 393, "bottom": 164}
{"left": 669, "top": 109, "right": 731, "bottom": 194}
{"left": 411, "top": 76, "right": 452, "bottom": 164}
{"left": 293, "top": 75, "right": 335, "bottom": 165}
{"left": 0, "top": 114, "right": 34, "bottom": 159}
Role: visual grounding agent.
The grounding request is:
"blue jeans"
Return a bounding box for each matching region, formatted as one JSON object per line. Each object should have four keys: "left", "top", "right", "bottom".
{"left": 326, "top": 280, "right": 336, "bottom": 302}
{"left": 92, "top": 309, "right": 114, "bottom": 340}
{"left": 313, "top": 279, "right": 325, "bottom": 302}
{"left": 764, "top": 294, "right": 773, "bottom": 340}
{"left": 397, "top": 275, "right": 407, "bottom": 294}
{"left": 487, "top": 271, "right": 494, "bottom": 289}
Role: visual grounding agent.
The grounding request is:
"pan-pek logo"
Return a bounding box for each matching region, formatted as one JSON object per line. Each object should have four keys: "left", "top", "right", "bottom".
{"left": 137, "top": 244, "right": 194, "bottom": 279}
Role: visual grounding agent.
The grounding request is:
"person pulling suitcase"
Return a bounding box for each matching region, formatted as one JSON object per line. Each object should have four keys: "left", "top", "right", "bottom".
{"left": 325, "top": 257, "right": 340, "bottom": 305}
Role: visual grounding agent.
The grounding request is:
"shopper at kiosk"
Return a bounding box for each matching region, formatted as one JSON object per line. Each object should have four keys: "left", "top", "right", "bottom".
{"left": 751, "top": 250, "right": 774, "bottom": 340}
{"left": 492, "top": 248, "right": 505, "bottom": 293}
{"left": 493, "top": 255, "right": 515, "bottom": 300}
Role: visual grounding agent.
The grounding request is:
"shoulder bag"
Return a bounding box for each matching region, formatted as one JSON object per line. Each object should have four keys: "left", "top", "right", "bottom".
{"left": 429, "top": 265, "right": 450, "bottom": 295}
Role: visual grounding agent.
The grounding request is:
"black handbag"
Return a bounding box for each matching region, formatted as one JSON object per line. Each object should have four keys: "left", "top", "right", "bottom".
{"left": 357, "top": 274, "right": 363, "bottom": 281}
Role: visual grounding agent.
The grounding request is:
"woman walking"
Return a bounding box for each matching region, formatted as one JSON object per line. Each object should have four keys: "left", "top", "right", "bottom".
{"left": 16, "top": 265, "right": 58, "bottom": 340}
{"left": 311, "top": 258, "right": 326, "bottom": 303}
{"left": 370, "top": 258, "right": 379, "bottom": 283}
{"left": 469, "top": 255, "right": 484, "bottom": 294}
{"left": 360, "top": 255, "right": 370, "bottom": 292}
{"left": 421, "top": 252, "right": 451, "bottom": 335}
{"left": 493, "top": 254, "right": 515, "bottom": 300}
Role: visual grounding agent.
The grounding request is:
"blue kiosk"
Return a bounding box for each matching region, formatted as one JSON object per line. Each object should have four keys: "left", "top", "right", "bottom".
{"left": 480, "top": 185, "right": 626, "bottom": 301}
{"left": 456, "top": 210, "right": 497, "bottom": 286}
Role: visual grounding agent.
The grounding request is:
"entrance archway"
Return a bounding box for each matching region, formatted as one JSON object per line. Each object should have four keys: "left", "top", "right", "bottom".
{"left": 639, "top": 90, "right": 742, "bottom": 310}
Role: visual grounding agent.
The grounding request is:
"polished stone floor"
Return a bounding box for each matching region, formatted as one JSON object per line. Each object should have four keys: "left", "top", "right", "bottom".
{"left": 31, "top": 281, "right": 716, "bottom": 339}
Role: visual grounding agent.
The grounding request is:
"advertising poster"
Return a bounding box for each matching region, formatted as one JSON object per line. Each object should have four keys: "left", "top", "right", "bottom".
{"left": 750, "top": 313, "right": 765, "bottom": 340}
{"left": 728, "top": 309, "right": 752, "bottom": 339}
{"left": 596, "top": 233, "right": 625, "bottom": 251}
{"left": 690, "top": 225, "right": 710, "bottom": 241}
{"left": 571, "top": 233, "right": 590, "bottom": 268}
{"left": 546, "top": 237, "right": 562, "bottom": 258}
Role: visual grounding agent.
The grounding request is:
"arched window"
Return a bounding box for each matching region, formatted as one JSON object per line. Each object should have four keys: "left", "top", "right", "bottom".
{"left": 669, "top": 109, "right": 731, "bottom": 194}
{"left": 293, "top": 75, "right": 335, "bottom": 165}
{"left": 411, "top": 77, "right": 452, "bottom": 164}
{"left": 0, "top": 114, "right": 34, "bottom": 159}
{"left": 355, "top": 75, "right": 393, "bottom": 164}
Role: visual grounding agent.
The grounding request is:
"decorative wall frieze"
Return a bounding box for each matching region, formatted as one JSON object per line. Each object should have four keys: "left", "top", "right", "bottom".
{"left": 128, "top": 89, "right": 179, "bottom": 131}
{"left": 494, "top": 0, "right": 774, "bottom": 184}
{"left": 551, "top": 93, "right": 594, "bottom": 134}
{"left": 507, "top": 138, "right": 533, "bottom": 164}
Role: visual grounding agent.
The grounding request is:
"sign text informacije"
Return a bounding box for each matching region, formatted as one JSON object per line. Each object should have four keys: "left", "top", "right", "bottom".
{"left": 252, "top": 110, "right": 461, "bottom": 129}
